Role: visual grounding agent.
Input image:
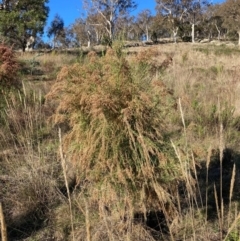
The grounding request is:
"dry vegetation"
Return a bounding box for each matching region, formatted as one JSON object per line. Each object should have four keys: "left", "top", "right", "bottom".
{"left": 0, "top": 42, "right": 240, "bottom": 241}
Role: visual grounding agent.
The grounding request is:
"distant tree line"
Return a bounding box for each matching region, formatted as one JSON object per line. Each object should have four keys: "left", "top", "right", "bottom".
{"left": 51, "top": 0, "right": 240, "bottom": 47}
{"left": 1, "top": 0, "right": 240, "bottom": 50}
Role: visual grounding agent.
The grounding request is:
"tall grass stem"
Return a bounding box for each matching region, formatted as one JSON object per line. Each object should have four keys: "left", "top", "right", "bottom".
{"left": 0, "top": 202, "right": 7, "bottom": 241}
{"left": 58, "top": 128, "right": 75, "bottom": 241}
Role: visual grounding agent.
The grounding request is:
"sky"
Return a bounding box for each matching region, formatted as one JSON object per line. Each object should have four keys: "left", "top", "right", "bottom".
{"left": 44, "top": 0, "right": 157, "bottom": 38}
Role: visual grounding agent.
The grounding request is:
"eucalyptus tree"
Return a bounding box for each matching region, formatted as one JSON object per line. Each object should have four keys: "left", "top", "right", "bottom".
{"left": 155, "top": 0, "right": 209, "bottom": 43}
{"left": 113, "top": 14, "right": 135, "bottom": 40}
{"left": 129, "top": 17, "right": 145, "bottom": 41}
{"left": 87, "top": 12, "right": 107, "bottom": 45}
{"left": 47, "top": 14, "right": 65, "bottom": 48}
{"left": 218, "top": 0, "right": 240, "bottom": 45}
{"left": 82, "top": 0, "right": 137, "bottom": 41}
{"left": 71, "top": 15, "right": 105, "bottom": 47}
{"left": 0, "top": 0, "right": 49, "bottom": 51}
{"left": 155, "top": 0, "right": 188, "bottom": 42}
{"left": 185, "top": 0, "right": 209, "bottom": 42}
{"left": 150, "top": 13, "right": 169, "bottom": 39}
{"left": 70, "top": 18, "right": 89, "bottom": 47}
{"left": 203, "top": 4, "right": 224, "bottom": 40}
{"left": 136, "top": 9, "right": 152, "bottom": 41}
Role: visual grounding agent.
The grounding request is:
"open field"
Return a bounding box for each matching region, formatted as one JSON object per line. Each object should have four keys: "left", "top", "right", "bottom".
{"left": 1, "top": 42, "right": 240, "bottom": 241}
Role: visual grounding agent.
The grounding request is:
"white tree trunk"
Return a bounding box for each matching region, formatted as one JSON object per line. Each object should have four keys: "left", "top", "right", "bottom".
{"left": 191, "top": 24, "right": 195, "bottom": 43}
{"left": 215, "top": 24, "right": 221, "bottom": 41}
{"left": 146, "top": 26, "right": 149, "bottom": 41}
{"left": 26, "top": 36, "right": 35, "bottom": 52}
{"left": 173, "top": 28, "right": 178, "bottom": 44}
{"left": 87, "top": 30, "right": 91, "bottom": 48}
{"left": 95, "top": 30, "right": 99, "bottom": 45}
{"left": 106, "top": 19, "right": 113, "bottom": 40}
{"left": 238, "top": 31, "right": 240, "bottom": 46}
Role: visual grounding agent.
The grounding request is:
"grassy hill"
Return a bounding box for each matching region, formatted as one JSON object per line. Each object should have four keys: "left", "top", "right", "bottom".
{"left": 0, "top": 42, "right": 240, "bottom": 241}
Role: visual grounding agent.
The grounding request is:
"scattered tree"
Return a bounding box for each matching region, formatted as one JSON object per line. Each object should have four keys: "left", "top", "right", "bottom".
{"left": 155, "top": 0, "right": 209, "bottom": 43}
{"left": 184, "top": 0, "right": 209, "bottom": 43}
{"left": 155, "top": 0, "right": 188, "bottom": 43}
{"left": 82, "top": 0, "right": 137, "bottom": 40}
{"left": 70, "top": 19, "right": 89, "bottom": 46}
{"left": 136, "top": 9, "right": 152, "bottom": 41}
{"left": 47, "top": 14, "right": 65, "bottom": 49}
{"left": 0, "top": 0, "right": 49, "bottom": 51}
{"left": 203, "top": 4, "right": 224, "bottom": 40}
{"left": 219, "top": 0, "right": 240, "bottom": 45}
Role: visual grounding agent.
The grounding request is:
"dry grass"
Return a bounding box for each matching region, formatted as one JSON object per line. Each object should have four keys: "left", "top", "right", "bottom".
{"left": 0, "top": 202, "right": 7, "bottom": 241}
{"left": 0, "top": 80, "right": 62, "bottom": 240}
{"left": 1, "top": 42, "right": 240, "bottom": 240}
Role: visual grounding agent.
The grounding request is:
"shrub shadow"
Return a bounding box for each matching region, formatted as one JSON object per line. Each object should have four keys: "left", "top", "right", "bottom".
{"left": 196, "top": 147, "right": 240, "bottom": 220}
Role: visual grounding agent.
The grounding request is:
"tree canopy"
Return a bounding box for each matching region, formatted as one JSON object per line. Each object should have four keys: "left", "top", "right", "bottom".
{"left": 47, "top": 14, "right": 65, "bottom": 48}
{"left": 219, "top": 0, "right": 240, "bottom": 44}
{"left": 0, "top": 0, "right": 49, "bottom": 51}
{"left": 83, "top": 0, "right": 137, "bottom": 41}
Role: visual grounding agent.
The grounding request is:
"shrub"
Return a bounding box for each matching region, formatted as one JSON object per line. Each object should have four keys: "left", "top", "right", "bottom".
{"left": 0, "top": 44, "right": 21, "bottom": 124}
{"left": 46, "top": 48, "right": 182, "bottom": 225}
{"left": 0, "top": 44, "right": 19, "bottom": 90}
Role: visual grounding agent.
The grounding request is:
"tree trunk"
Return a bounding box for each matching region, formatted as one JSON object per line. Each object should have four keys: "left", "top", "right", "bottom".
{"left": 53, "top": 35, "right": 56, "bottom": 49}
{"left": 146, "top": 26, "right": 149, "bottom": 41}
{"left": 21, "top": 38, "right": 26, "bottom": 52}
{"left": 215, "top": 24, "right": 221, "bottom": 41}
{"left": 87, "top": 30, "right": 91, "bottom": 48}
{"left": 173, "top": 28, "right": 178, "bottom": 44}
{"left": 191, "top": 23, "right": 195, "bottom": 43}
{"left": 110, "top": 22, "right": 114, "bottom": 40}
{"left": 95, "top": 30, "right": 99, "bottom": 45}
{"left": 106, "top": 19, "right": 114, "bottom": 41}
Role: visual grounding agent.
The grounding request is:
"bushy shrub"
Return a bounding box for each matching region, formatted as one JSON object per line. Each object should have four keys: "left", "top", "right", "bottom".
{"left": 46, "top": 49, "right": 182, "bottom": 228}
{"left": 0, "top": 44, "right": 20, "bottom": 123}
{"left": 0, "top": 44, "right": 19, "bottom": 89}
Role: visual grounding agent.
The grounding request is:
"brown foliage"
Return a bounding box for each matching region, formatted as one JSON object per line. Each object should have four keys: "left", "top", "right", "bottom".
{"left": 132, "top": 48, "right": 173, "bottom": 76}
{"left": 46, "top": 48, "right": 181, "bottom": 222}
{"left": 0, "top": 44, "right": 19, "bottom": 89}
